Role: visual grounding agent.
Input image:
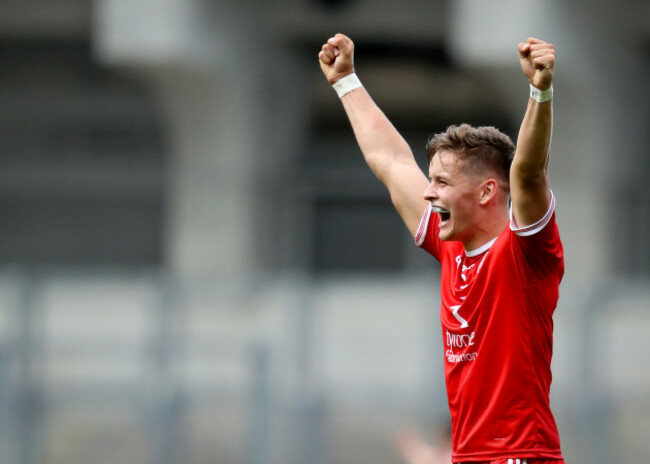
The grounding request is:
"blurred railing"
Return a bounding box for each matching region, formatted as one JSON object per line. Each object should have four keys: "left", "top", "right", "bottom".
{"left": 0, "top": 269, "right": 648, "bottom": 464}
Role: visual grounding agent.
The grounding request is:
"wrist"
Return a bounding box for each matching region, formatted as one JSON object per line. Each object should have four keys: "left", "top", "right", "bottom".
{"left": 332, "top": 73, "right": 362, "bottom": 98}
{"left": 529, "top": 84, "right": 553, "bottom": 103}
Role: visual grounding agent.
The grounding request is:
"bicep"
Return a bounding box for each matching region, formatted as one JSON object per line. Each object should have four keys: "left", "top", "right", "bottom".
{"left": 383, "top": 161, "right": 430, "bottom": 237}
{"left": 509, "top": 167, "right": 551, "bottom": 228}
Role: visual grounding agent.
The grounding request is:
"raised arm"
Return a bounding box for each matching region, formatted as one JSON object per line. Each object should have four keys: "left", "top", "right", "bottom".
{"left": 510, "top": 38, "right": 556, "bottom": 227}
{"left": 319, "top": 34, "right": 429, "bottom": 237}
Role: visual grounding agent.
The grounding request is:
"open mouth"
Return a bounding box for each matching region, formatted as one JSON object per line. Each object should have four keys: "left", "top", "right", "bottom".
{"left": 431, "top": 205, "right": 451, "bottom": 224}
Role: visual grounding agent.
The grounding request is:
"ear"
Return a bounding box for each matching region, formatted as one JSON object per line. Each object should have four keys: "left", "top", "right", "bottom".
{"left": 478, "top": 178, "right": 498, "bottom": 205}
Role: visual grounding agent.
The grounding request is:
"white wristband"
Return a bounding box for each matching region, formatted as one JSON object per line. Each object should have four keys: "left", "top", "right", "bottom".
{"left": 332, "top": 73, "right": 363, "bottom": 98}
{"left": 530, "top": 84, "right": 553, "bottom": 103}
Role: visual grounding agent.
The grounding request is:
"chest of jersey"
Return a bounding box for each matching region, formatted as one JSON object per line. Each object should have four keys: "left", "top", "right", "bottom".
{"left": 442, "top": 250, "right": 491, "bottom": 329}
{"left": 437, "top": 238, "right": 525, "bottom": 370}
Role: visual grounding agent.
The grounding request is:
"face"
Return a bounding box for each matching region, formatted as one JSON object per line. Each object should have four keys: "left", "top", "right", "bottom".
{"left": 423, "top": 151, "right": 485, "bottom": 243}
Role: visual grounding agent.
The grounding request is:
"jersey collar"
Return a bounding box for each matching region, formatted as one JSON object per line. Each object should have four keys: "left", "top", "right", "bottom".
{"left": 465, "top": 236, "right": 497, "bottom": 258}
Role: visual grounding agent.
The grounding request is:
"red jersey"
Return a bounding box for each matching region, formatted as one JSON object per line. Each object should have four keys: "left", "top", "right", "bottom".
{"left": 415, "top": 195, "right": 564, "bottom": 463}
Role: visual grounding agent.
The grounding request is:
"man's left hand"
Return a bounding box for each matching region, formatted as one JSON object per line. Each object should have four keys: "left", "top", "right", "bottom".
{"left": 519, "top": 38, "right": 555, "bottom": 90}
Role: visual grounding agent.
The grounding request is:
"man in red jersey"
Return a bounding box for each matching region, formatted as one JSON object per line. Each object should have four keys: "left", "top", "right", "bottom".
{"left": 319, "top": 33, "right": 564, "bottom": 464}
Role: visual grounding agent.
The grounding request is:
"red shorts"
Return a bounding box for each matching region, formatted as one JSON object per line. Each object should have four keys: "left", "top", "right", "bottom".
{"left": 462, "top": 460, "right": 565, "bottom": 464}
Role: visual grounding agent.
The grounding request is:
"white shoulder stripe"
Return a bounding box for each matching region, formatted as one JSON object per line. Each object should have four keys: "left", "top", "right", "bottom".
{"left": 415, "top": 205, "right": 432, "bottom": 247}
{"left": 509, "top": 192, "right": 556, "bottom": 237}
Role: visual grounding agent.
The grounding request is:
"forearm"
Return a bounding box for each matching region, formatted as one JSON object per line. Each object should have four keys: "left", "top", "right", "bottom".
{"left": 340, "top": 87, "right": 415, "bottom": 182}
{"left": 512, "top": 98, "right": 553, "bottom": 179}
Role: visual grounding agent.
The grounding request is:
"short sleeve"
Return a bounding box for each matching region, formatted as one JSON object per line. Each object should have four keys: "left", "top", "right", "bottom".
{"left": 414, "top": 204, "right": 442, "bottom": 261}
{"left": 509, "top": 193, "right": 564, "bottom": 285}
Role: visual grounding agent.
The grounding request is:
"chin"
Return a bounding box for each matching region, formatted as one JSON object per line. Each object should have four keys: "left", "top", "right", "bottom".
{"left": 438, "top": 230, "right": 455, "bottom": 242}
{"left": 438, "top": 222, "right": 463, "bottom": 242}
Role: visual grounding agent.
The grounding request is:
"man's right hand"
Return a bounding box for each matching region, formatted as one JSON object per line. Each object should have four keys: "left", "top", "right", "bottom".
{"left": 318, "top": 33, "right": 355, "bottom": 85}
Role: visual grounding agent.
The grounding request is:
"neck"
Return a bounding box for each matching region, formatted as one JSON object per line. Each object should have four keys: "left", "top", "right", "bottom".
{"left": 462, "top": 207, "right": 509, "bottom": 252}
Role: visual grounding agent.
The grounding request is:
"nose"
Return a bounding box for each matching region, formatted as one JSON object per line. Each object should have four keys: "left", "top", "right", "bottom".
{"left": 423, "top": 181, "right": 437, "bottom": 201}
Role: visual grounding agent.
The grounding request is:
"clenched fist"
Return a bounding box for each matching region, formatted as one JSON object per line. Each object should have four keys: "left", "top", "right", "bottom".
{"left": 518, "top": 38, "right": 555, "bottom": 90}
{"left": 319, "top": 33, "right": 356, "bottom": 85}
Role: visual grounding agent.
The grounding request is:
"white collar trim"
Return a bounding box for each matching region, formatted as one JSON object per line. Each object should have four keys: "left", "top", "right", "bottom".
{"left": 465, "top": 237, "right": 497, "bottom": 257}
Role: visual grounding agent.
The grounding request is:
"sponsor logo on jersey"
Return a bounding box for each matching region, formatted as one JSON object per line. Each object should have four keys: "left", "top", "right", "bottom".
{"left": 445, "top": 329, "right": 478, "bottom": 363}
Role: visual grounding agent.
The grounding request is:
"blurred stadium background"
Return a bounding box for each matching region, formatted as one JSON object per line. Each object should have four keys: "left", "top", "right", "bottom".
{"left": 0, "top": 0, "right": 649, "bottom": 463}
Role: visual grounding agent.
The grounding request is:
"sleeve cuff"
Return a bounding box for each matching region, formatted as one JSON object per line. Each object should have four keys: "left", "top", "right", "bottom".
{"left": 509, "top": 192, "right": 556, "bottom": 237}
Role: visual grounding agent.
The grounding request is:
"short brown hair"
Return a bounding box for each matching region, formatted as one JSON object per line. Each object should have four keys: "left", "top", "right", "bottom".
{"left": 426, "top": 124, "right": 515, "bottom": 183}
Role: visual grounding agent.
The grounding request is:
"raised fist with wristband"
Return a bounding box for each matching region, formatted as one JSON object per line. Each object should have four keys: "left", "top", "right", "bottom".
{"left": 318, "top": 33, "right": 565, "bottom": 464}
{"left": 519, "top": 37, "right": 555, "bottom": 102}
{"left": 318, "top": 33, "right": 360, "bottom": 96}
